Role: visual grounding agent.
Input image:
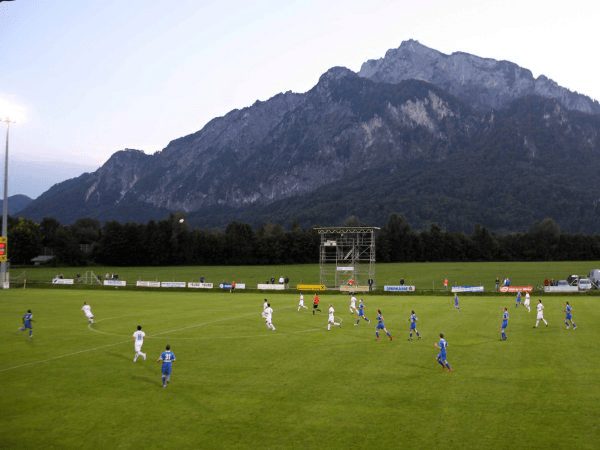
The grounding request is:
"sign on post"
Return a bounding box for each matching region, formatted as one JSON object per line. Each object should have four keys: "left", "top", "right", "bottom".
{"left": 0, "top": 236, "right": 6, "bottom": 262}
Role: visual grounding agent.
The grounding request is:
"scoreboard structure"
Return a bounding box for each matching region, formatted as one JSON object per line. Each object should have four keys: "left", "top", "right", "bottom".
{"left": 315, "top": 226, "right": 379, "bottom": 290}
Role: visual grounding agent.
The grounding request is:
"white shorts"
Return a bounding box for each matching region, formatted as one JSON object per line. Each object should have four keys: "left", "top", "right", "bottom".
{"left": 536, "top": 312, "right": 544, "bottom": 320}
{"left": 85, "top": 312, "right": 94, "bottom": 319}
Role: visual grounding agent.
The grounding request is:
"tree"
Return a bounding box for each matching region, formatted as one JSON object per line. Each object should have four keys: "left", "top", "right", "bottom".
{"left": 9, "top": 218, "right": 43, "bottom": 264}
{"left": 224, "top": 222, "right": 256, "bottom": 265}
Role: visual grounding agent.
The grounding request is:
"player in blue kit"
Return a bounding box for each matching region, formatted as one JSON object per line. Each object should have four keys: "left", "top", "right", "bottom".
{"left": 454, "top": 293, "right": 460, "bottom": 312}
{"left": 435, "top": 333, "right": 452, "bottom": 372}
{"left": 375, "top": 309, "right": 392, "bottom": 341}
{"left": 515, "top": 291, "right": 521, "bottom": 308}
{"left": 408, "top": 310, "right": 421, "bottom": 341}
{"left": 17, "top": 309, "right": 33, "bottom": 338}
{"left": 354, "top": 299, "right": 370, "bottom": 325}
{"left": 500, "top": 307, "right": 509, "bottom": 340}
{"left": 157, "top": 344, "right": 176, "bottom": 388}
{"left": 564, "top": 302, "right": 577, "bottom": 330}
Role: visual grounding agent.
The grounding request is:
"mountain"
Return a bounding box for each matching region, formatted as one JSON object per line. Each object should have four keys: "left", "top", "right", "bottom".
{"left": 359, "top": 39, "right": 600, "bottom": 115}
{"left": 19, "top": 41, "right": 600, "bottom": 233}
{"left": 0, "top": 194, "right": 33, "bottom": 216}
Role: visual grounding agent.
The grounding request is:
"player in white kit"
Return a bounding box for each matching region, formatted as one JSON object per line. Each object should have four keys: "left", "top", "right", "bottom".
{"left": 327, "top": 305, "right": 341, "bottom": 330}
{"left": 349, "top": 294, "right": 358, "bottom": 315}
{"left": 534, "top": 299, "right": 548, "bottom": 327}
{"left": 264, "top": 303, "right": 276, "bottom": 331}
{"left": 298, "top": 293, "right": 308, "bottom": 311}
{"left": 132, "top": 325, "right": 147, "bottom": 362}
{"left": 523, "top": 292, "right": 531, "bottom": 312}
{"left": 81, "top": 301, "right": 94, "bottom": 324}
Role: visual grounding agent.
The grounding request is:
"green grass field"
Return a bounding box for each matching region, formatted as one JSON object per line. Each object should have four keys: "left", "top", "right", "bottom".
{"left": 14, "top": 260, "right": 600, "bottom": 292}
{"left": 2, "top": 285, "right": 599, "bottom": 449}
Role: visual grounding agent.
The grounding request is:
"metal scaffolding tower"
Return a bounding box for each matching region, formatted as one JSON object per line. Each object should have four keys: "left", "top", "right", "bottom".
{"left": 315, "top": 226, "right": 380, "bottom": 290}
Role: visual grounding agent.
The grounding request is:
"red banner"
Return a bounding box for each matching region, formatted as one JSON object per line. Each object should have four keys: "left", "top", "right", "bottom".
{"left": 499, "top": 286, "right": 533, "bottom": 293}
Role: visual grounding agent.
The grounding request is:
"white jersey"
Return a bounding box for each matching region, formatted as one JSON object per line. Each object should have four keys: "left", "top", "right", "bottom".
{"left": 524, "top": 293, "right": 531, "bottom": 305}
{"left": 133, "top": 330, "right": 145, "bottom": 348}
{"left": 82, "top": 304, "right": 93, "bottom": 317}
{"left": 328, "top": 306, "right": 335, "bottom": 322}
{"left": 536, "top": 302, "right": 544, "bottom": 319}
{"left": 264, "top": 307, "right": 273, "bottom": 322}
{"left": 350, "top": 296, "right": 357, "bottom": 308}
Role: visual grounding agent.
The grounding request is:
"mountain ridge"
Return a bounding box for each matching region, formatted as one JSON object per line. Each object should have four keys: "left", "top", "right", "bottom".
{"left": 18, "top": 40, "right": 600, "bottom": 233}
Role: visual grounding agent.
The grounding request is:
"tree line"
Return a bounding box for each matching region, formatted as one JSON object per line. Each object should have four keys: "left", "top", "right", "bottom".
{"left": 5, "top": 213, "right": 600, "bottom": 267}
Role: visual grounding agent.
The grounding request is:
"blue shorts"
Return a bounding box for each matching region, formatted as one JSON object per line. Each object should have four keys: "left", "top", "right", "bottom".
{"left": 24, "top": 323, "right": 32, "bottom": 329}
{"left": 162, "top": 364, "right": 172, "bottom": 376}
{"left": 358, "top": 311, "right": 364, "bottom": 317}
{"left": 376, "top": 323, "right": 385, "bottom": 330}
{"left": 410, "top": 323, "right": 416, "bottom": 330}
{"left": 437, "top": 352, "right": 446, "bottom": 361}
{"left": 502, "top": 320, "right": 508, "bottom": 329}
{"left": 566, "top": 314, "right": 572, "bottom": 320}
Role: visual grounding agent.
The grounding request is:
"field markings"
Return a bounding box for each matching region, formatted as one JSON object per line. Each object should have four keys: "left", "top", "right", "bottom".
{"left": 0, "top": 340, "right": 127, "bottom": 373}
{"left": 1, "top": 309, "right": 324, "bottom": 372}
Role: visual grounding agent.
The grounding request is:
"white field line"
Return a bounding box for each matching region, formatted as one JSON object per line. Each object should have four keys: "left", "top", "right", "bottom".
{"left": 1, "top": 308, "right": 323, "bottom": 372}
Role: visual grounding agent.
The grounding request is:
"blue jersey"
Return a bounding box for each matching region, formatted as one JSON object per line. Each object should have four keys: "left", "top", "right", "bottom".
{"left": 376, "top": 313, "right": 385, "bottom": 329}
{"left": 565, "top": 304, "right": 573, "bottom": 320}
{"left": 409, "top": 313, "right": 417, "bottom": 329}
{"left": 437, "top": 338, "right": 448, "bottom": 358}
{"left": 160, "top": 351, "right": 176, "bottom": 375}
{"left": 502, "top": 310, "right": 509, "bottom": 328}
{"left": 22, "top": 312, "right": 33, "bottom": 328}
{"left": 358, "top": 303, "right": 365, "bottom": 316}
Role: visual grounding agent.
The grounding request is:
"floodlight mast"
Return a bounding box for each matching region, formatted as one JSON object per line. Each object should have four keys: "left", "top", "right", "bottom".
{"left": 1, "top": 118, "right": 15, "bottom": 289}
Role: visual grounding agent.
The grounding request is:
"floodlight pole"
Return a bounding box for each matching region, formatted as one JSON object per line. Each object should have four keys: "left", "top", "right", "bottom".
{"left": 1, "top": 119, "right": 14, "bottom": 289}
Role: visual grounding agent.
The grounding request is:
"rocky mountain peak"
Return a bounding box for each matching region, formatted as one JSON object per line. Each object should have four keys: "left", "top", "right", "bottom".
{"left": 358, "top": 40, "right": 600, "bottom": 114}
{"left": 19, "top": 41, "right": 600, "bottom": 233}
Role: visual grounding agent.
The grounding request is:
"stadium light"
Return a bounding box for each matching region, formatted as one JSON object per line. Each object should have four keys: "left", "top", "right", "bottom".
{"left": 1, "top": 118, "right": 16, "bottom": 288}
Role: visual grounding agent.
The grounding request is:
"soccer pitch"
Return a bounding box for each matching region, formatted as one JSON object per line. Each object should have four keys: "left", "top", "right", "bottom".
{"left": 2, "top": 289, "right": 599, "bottom": 449}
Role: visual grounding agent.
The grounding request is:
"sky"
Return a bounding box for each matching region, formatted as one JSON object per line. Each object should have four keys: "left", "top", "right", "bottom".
{"left": 0, "top": 0, "right": 599, "bottom": 199}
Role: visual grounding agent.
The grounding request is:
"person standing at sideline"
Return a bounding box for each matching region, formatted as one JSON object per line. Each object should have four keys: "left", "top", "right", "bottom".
{"left": 157, "top": 344, "right": 176, "bottom": 388}
{"left": 298, "top": 292, "right": 308, "bottom": 311}
{"left": 534, "top": 299, "right": 548, "bottom": 328}
{"left": 523, "top": 292, "right": 531, "bottom": 312}
{"left": 327, "top": 304, "right": 341, "bottom": 331}
{"left": 408, "top": 310, "right": 421, "bottom": 341}
{"left": 132, "top": 325, "right": 147, "bottom": 362}
{"left": 17, "top": 309, "right": 33, "bottom": 338}
{"left": 500, "top": 307, "right": 509, "bottom": 341}
{"left": 564, "top": 302, "right": 577, "bottom": 329}
{"left": 435, "top": 333, "right": 452, "bottom": 372}
{"left": 81, "top": 301, "right": 95, "bottom": 324}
